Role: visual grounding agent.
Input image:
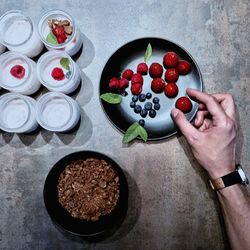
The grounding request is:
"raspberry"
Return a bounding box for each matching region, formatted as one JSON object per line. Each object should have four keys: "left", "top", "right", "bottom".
{"left": 163, "top": 52, "right": 179, "bottom": 68}
{"left": 151, "top": 78, "right": 165, "bottom": 93}
{"left": 52, "top": 25, "right": 67, "bottom": 44}
{"left": 122, "top": 69, "right": 134, "bottom": 80}
{"left": 109, "top": 77, "right": 120, "bottom": 89}
{"left": 137, "top": 63, "right": 148, "bottom": 75}
{"left": 119, "top": 78, "right": 129, "bottom": 89}
{"left": 10, "top": 65, "right": 25, "bottom": 79}
{"left": 165, "top": 68, "right": 179, "bottom": 82}
{"left": 51, "top": 67, "right": 65, "bottom": 81}
{"left": 177, "top": 60, "right": 191, "bottom": 75}
{"left": 131, "top": 83, "right": 142, "bottom": 95}
{"left": 165, "top": 82, "right": 178, "bottom": 97}
{"left": 175, "top": 96, "right": 192, "bottom": 113}
{"left": 149, "top": 63, "right": 163, "bottom": 78}
{"left": 131, "top": 73, "right": 143, "bottom": 85}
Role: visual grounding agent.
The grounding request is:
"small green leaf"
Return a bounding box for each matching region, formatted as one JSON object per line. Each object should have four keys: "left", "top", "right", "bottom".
{"left": 144, "top": 43, "right": 152, "bottom": 62}
{"left": 60, "top": 57, "right": 70, "bottom": 70}
{"left": 46, "top": 31, "right": 58, "bottom": 45}
{"left": 100, "top": 93, "right": 122, "bottom": 104}
{"left": 138, "top": 125, "right": 148, "bottom": 142}
{"left": 123, "top": 123, "right": 140, "bottom": 144}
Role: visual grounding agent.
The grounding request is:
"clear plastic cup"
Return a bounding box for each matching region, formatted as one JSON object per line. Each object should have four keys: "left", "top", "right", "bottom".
{"left": 0, "top": 93, "right": 38, "bottom": 133}
{"left": 38, "top": 10, "right": 82, "bottom": 56}
{"left": 36, "top": 51, "right": 81, "bottom": 94}
{"left": 35, "top": 92, "right": 81, "bottom": 132}
{"left": 0, "top": 51, "right": 41, "bottom": 95}
{"left": 0, "top": 10, "right": 44, "bottom": 58}
{"left": 0, "top": 43, "right": 6, "bottom": 54}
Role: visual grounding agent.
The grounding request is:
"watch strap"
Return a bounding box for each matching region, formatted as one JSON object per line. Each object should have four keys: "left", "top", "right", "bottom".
{"left": 209, "top": 168, "right": 242, "bottom": 190}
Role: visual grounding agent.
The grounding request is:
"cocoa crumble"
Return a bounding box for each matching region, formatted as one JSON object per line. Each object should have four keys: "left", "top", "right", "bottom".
{"left": 57, "top": 158, "right": 120, "bottom": 221}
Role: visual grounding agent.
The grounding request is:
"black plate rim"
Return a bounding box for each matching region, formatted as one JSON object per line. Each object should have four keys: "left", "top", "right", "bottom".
{"left": 43, "top": 150, "right": 129, "bottom": 237}
{"left": 99, "top": 37, "right": 203, "bottom": 141}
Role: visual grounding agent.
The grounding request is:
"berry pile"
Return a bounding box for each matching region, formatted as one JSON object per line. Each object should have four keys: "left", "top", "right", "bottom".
{"left": 129, "top": 93, "right": 160, "bottom": 126}
{"left": 107, "top": 50, "right": 193, "bottom": 122}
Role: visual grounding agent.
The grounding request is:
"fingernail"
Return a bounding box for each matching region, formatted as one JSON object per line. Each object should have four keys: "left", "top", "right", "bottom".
{"left": 195, "top": 118, "right": 198, "bottom": 124}
{"left": 171, "top": 108, "right": 179, "bottom": 118}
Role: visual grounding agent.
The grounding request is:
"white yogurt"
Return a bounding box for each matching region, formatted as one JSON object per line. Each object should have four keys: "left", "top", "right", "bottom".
{"left": 35, "top": 92, "right": 80, "bottom": 132}
{"left": 38, "top": 10, "right": 82, "bottom": 56}
{"left": 37, "top": 51, "right": 81, "bottom": 94}
{"left": 0, "top": 51, "right": 41, "bottom": 95}
{"left": 0, "top": 93, "right": 38, "bottom": 133}
{"left": 0, "top": 10, "right": 44, "bottom": 57}
{"left": 0, "top": 43, "right": 6, "bottom": 54}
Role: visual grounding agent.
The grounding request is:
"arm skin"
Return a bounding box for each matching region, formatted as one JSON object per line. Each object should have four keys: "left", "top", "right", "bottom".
{"left": 171, "top": 88, "right": 250, "bottom": 250}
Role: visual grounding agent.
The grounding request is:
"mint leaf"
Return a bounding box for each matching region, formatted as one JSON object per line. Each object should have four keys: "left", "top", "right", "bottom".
{"left": 138, "top": 125, "right": 148, "bottom": 142}
{"left": 100, "top": 93, "right": 122, "bottom": 104}
{"left": 60, "top": 57, "right": 70, "bottom": 70}
{"left": 123, "top": 123, "right": 140, "bottom": 144}
{"left": 46, "top": 31, "right": 58, "bottom": 45}
{"left": 144, "top": 43, "right": 152, "bottom": 62}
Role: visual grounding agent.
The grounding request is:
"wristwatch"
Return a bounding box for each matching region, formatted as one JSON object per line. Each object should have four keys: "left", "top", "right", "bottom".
{"left": 209, "top": 165, "right": 249, "bottom": 190}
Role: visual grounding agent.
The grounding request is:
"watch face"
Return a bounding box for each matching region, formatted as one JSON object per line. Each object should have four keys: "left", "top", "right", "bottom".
{"left": 237, "top": 165, "right": 249, "bottom": 185}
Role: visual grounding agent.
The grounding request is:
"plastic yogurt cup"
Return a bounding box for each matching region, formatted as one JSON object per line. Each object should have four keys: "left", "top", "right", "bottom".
{"left": 37, "top": 51, "right": 81, "bottom": 94}
{"left": 0, "top": 10, "right": 44, "bottom": 58}
{"left": 0, "top": 51, "right": 41, "bottom": 95}
{"left": 0, "top": 93, "right": 38, "bottom": 133}
{"left": 0, "top": 43, "right": 6, "bottom": 54}
{"left": 38, "top": 10, "right": 82, "bottom": 56}
{"left": 35, "top": 92, "right": 81, "bottom": 132}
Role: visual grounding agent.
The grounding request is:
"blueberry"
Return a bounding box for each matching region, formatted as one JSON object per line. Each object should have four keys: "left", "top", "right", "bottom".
{"left": 153, "top": 97, "right": 160, "bottom": 104}
{"left": 154, "top": 103, "right": 160, "bottom": 110}
{"left": 149, "top": 109, "right": 156, "bottom": 118}
{"left": 138, "top": 119, "right": 145, "bottom": 127}
{"left": 121, "top": 91, "right": 128, "bottom": 96}
{"left": 65, "top": 71, "right": 72, "bottom": 79}
{"left": 134, "top": 105, "right": 142, "bottom": 113}
{"left": 130, "top": 101, "right": 136, "bottom": 108}
{"left": 132, "top": 96, "right": 138, "bottom": 102}
{"left": 140, "top": 109, "right": 147, "bottom": 118}
{"left": 146, "top": 92, "right": 152, "bottom": 99}
{"left": 139, "top": 94, "right": 146, "bottom": 102}
{"left": 144, "top": 102, "right": 152, "bottom": 110}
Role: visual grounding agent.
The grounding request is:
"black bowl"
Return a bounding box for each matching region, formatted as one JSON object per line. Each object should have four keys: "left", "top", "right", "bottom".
{"left": 43, "top": 151, "right": 129, "bottom": 241}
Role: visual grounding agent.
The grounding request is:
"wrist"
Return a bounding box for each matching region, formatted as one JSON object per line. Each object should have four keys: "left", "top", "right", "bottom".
{"left": 207, "top": 164, "right": 235, "bottom": 180}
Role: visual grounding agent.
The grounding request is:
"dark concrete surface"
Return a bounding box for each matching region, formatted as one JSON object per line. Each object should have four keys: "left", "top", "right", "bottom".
{"left": 0, "top": 0, "right": 249, "bottom": 249}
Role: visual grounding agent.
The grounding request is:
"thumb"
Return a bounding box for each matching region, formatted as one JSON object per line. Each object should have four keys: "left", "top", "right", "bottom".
{"left": 171, "top": 108, "right": 200, "bottom": 144}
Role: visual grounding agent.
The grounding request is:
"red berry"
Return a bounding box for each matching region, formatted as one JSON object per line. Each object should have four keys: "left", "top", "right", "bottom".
{"left": 119, "top": 78, "right": 129, "bottom": 89}
{"left": 163, "top": 52, "right": 179, "bottom": 68}
{"left": 109, "top": 77, "right": 120, "bottom": 89}
{"left": 177, "top": 60, "right": 191, "bottom": 75}
{"left": 165, "top": 82, "right": 178, "bottom": 97}
{"left": 131, "top": 73, "right": 143, "bottom": 85}
{"left": 10, "top": 65, "right": 25, "bottom": 79}
{"left": 149, "top": 63, "right": 163, "bottom": 78}
{"left": 52, "top": 25, "right": 67, "bottom": 44}
{"left": 122, "top": 69, "right": 134, "bottom": 80}
{"left": 51, "top": 67, "right": 65, "bottom": 81}
{"left": 175, "top": 96, "right": 193, "bottom": 113}
{"left": 165, "top": 68, "right": 179, "bottom": 82}
{"left": 151, "top": 78, "right": 165, "bottom": 93}
{"left": 131, "top": 83, "right": 142, "bottom": 95}
{"left": 137, "top": 63, "right": 148, "bottom": 75}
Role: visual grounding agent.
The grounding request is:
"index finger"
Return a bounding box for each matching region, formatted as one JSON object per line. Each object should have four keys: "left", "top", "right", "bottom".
{"left": 187, "top": 88, "right": 227, "bottom": 124}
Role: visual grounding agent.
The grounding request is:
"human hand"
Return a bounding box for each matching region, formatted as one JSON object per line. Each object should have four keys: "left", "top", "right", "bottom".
{"left": 171, "top": 88, "right": 237, "bottom": 179}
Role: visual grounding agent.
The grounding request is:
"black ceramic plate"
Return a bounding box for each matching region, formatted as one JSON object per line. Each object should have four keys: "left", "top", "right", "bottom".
{"left": 100, "top": 37, "right": 203, "bottom": 140}
{"left": 43, "top": 151, "right": 128, "bottom": 238}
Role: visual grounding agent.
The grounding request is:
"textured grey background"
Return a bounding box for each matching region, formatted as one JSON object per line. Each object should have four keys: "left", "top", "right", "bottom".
{"left": 0, "top": 0, "right": 249, "bottom": 249}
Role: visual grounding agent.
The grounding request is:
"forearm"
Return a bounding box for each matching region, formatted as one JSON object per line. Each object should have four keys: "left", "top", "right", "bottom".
{"left": 217, "top": 185, "right": 250, "bottom": 250}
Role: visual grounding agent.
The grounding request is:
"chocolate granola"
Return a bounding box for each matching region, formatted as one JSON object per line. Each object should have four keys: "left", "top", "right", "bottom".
{"left": 57, "top": 158, "right": 120, "bottom": 221}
